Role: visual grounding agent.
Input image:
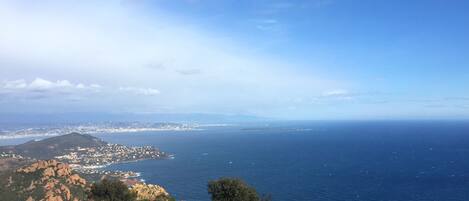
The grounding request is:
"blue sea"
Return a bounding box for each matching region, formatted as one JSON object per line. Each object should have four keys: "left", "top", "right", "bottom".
{"left": 3, "top": 121, "right": 469, "bottom": 201}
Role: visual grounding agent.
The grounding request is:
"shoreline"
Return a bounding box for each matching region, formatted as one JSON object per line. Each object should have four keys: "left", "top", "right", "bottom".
{"left": 0, "top": 129, "right": 202, "bottom": 140}
{"left": 73, "top": 154, "right": 174, "bottom": 171}
{"left": 74, "top": 157, "right": 174, "bottom": 182}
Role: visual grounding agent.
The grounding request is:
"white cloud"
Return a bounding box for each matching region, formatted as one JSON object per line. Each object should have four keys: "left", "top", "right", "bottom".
{"left": 29, "top": 78, "right": 67, "bottom": 90}
{"left": 1, "top": 78, "right": 99, "bottom": 92}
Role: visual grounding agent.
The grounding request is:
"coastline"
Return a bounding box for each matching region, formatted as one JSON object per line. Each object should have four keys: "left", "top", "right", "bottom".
{"left": 0, "top": 128, "right": 202, "bottom": 140}
{"left": 74, "top": 156, "right": 174, "bottom": 183}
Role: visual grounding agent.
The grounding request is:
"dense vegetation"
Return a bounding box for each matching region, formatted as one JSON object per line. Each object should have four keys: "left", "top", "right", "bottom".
{"left": 89, "top": 179, "right": 137, "bottom": 201}
{"left": 208, "top": 177, "right": 271, "bottom": 201}
{"left": 89, "top": 179, "right": 176, "bottom": 201}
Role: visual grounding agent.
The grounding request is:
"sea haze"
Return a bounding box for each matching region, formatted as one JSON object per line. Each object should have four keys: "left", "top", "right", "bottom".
{"left": 95, "top": 121, "right": 469, "bottom": 201}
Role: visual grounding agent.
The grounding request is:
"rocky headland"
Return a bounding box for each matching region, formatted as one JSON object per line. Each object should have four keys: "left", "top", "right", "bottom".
{"left": 1, "top": 160, "right": 88, "bottom": 201}
{"left": 0, "top": 159, "right": 173, "bottom": 201}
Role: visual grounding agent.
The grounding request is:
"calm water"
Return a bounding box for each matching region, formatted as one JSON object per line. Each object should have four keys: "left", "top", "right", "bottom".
{"left": 97, "top": 121, "right": 469, "bottom": 201}
{"left": 2, "top": 121, "right": 469, "bottom": 201}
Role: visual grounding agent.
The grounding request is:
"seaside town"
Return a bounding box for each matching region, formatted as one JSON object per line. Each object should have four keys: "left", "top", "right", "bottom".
{"left": 54, "top": 142, "right": 171, "bottom": 178}
{"left": 55, "top": 143, "right": 167, "bottom": 167}
{"left": 0, "top": 152, "right": 27, "bottom": 159}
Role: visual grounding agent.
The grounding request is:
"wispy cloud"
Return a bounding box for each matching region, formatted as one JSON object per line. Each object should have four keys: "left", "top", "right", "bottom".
{"left": 0, "top": 78, "right": 103, "bottom": 103}
{"left": 322, "top": 89, "right": 349, "bottom": 97}
{"left": 119, "top": 87, "right": 160, "bottom": 96}
{"left": 145, "top": 63, "right": 167, "bottom": 70}
{"left": 443, "top": 97, "right": 469, "bottom": 101}
{"left": 250, "top": 19, "right": 278, "bottom": 24}
{"left": 0, "top": 1, "right": 343, "bottom": 115}
{"left": 250, "top": 18, "right": 279, "bottom": 31}
{"left": 257, "top": 0, "right": 332, "bottom": 15}
{"left": 0, "top": 77, "right": 151, "bottom": 102}
{"left": 259, "top": 2, "right": 295, "bottom": 14}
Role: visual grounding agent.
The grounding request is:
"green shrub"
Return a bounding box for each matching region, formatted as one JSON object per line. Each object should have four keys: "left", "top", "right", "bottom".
{"left": 208, "top": 177, "right": 266, "bottom": 201}
{"left": 89, "top": 179, "right": 137, "bottom": 201}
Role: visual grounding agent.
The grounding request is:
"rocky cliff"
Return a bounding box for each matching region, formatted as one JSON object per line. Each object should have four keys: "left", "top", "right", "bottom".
{"left": 0, "top": 160, "right": 174, "bottom": 201}
{"left": 0, "top": 160, "right": 88, "bottom": 201}
{"left": 131, "top": 183, "right": 173, "bottom": 201}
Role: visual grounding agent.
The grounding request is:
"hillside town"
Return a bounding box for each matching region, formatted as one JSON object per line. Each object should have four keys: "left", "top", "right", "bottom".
{"left": 55, "top": 143, "right": 167, "bottom": 168}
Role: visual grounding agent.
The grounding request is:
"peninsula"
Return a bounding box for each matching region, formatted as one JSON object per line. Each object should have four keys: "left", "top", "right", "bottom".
{"left": 0, "top": 133, "right": 170, "bottom": 177}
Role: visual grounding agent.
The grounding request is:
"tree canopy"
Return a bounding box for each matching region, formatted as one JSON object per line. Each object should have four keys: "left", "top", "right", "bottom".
{"left": 208, "top": 177, "right": 265, "bottom": 201}
{"left": 89, "top": 179, "right": 137, "bottom": 201}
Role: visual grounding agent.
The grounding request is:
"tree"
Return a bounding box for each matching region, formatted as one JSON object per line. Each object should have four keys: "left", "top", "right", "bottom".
{"left": 89, "top": 179, "right": 137, "bottom": 201}
{"left": 208, "top": 177, "right": 266, "bottom": 201}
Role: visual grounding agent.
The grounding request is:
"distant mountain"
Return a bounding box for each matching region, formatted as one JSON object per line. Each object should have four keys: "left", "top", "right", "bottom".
{"left": 0, "top": 133, "right": 106, "bottom": 159}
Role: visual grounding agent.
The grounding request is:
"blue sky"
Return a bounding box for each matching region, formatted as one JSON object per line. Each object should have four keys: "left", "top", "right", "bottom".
{"left": 0, "top": 0, "right": 468, "bottom": 120}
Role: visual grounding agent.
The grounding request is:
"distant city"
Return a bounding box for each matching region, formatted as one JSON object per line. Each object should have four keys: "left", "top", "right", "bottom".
{"left": 0, "top": 122, "right": 200, "bottom": 139}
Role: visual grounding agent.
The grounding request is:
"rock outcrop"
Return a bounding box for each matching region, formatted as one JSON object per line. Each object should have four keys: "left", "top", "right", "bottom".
{"left": 131, "top": 183, "right": 172, "bottom": 201}
{"left": 1, "top": 159, "right": 173, "bottom": 201}
{"left": 3, "top": 160, "right": 88, "bottom": 201}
